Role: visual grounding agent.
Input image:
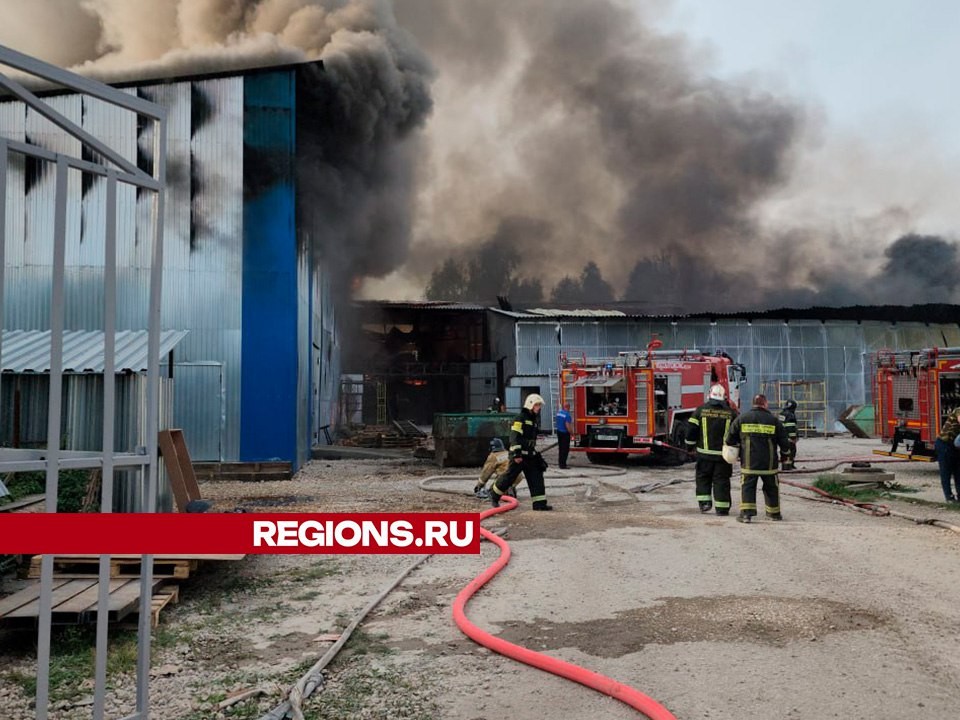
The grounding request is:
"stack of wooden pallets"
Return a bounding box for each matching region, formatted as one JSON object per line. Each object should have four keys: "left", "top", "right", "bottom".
{"left": 0, "top": 554, "right": 245, "bottom": 628}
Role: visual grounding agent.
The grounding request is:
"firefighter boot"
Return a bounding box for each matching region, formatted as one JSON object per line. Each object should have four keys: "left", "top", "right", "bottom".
{"left": 698, "top": 501, "right": 712, "bottom": 513}
{"left": 736, "top": 512, "right": 752, "bottom": 524}
{"left": 768, "top": 513, "right": 783, "bottom": 521}
{"left": 490, "top": 488, "right": 502, "bottom": 508}
{"left": 532, "top": 500, "right": 553, "bottom": 511}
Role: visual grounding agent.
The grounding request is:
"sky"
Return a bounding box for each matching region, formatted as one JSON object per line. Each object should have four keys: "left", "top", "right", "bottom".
{"left": 361, "top": 0, "right": 960, "bottom": 304}
{"left": 658, "top": 0, "right": 960, "bottom": 163}
{"left": 3, "top": 0, "right": 960, "bottom": 308}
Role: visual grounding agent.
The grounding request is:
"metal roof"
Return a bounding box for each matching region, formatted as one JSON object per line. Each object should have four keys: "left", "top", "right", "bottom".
{"left": 1, "top": 330, "right": 188, "bottom": 373}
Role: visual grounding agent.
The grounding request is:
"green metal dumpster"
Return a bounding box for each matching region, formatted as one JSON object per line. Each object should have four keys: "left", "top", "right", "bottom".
{"left": 432, "top": 413, "right": 514, "bottom": 467}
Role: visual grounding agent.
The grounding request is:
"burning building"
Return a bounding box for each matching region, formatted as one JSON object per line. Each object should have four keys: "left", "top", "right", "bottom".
{"left": 1, "top": 61, "right": 341, "bottom": 470}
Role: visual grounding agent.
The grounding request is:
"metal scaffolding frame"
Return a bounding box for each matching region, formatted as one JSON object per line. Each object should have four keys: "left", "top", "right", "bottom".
{"left": 0, "top": 45, "right": 166, "bottom": 719}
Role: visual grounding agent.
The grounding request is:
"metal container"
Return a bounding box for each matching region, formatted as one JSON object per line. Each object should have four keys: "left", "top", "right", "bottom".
{"left": 432, "top": 412, "right": 514, "bottom": 467}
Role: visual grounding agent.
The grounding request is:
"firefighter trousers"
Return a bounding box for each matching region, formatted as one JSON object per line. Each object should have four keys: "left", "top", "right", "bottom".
{"left": 694, "top": 458, "right": 732, "bottom": 512}
{"left": 740, "top": 473, "right": 781, "bottom": 517}
{"left": 493, "top": 457, "right": 547, "bottom": 505}
{"left": 783, "top": 440, "right": 797, "bottom": 469}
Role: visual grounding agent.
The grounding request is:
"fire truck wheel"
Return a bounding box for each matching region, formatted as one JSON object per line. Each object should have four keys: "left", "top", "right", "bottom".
{"left": 670, "top": 420, "right": 692, "bottom": 464}
{"left": 586, "top": 452, "right": 615, "bottom": 465}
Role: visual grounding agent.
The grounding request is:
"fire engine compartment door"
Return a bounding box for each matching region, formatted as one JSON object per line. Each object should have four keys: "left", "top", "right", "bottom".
{"left": 939, "top": 373, "right": 960, "bottom": 419}
{"left": 666, "top": 374, "right": 682, "bottom": 409}
{"left": 575, "top": 376, "right": 628, "bottom": 416}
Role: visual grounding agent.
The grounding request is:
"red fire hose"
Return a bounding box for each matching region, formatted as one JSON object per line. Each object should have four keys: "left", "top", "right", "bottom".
{"left": 452, "top": 495, "right": 677, "bottom": 720}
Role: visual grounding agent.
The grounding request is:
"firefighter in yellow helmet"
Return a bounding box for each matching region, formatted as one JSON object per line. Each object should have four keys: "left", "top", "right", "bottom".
{"left": 685, "top": 384, "right": 739, "bottom": 515}
{"left": 491, "top": 393, "right": 552, "bottom": 510}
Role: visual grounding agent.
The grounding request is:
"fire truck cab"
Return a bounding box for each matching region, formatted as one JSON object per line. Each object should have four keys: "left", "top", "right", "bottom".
{"left": 873, "top": 347, "right": 960, "bottom": 461}
{"left": 559, "top": 345, "right": 746, "bottom": 463}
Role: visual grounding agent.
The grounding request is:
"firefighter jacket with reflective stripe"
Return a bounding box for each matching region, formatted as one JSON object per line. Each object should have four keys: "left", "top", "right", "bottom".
{"left": 478, "top": 450, "right": 510, "bottom": 485}
{"left": 685, "top": 399, "right": 738, "bottom": 460}
{"left": 508, "top": 408, "right": 540, "bottom": 460}
{"left": 938, "top": 417, "right": 960, "bottom": 444}
{"left": 725, "top": 406, "right": 791, "bottom": 475}
{"left": 778, "top": 409, "right": 798, "bottom": 441}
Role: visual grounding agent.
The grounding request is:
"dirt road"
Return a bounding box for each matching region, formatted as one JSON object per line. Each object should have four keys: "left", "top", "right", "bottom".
{"left": 2, "top": 437, "right": 959, "bottom": 719}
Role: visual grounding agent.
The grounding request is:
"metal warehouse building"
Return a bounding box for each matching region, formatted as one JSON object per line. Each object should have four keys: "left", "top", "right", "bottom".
{"left": 1, "top": 61, "right": 340, "bottom": 469}
{"left": 487, "top": 305, "right": 960, "bottom": 433}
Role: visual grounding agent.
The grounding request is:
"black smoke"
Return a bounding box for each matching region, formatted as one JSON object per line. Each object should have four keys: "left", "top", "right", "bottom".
{"left": 398, "top": 1, "right": 960, "bottom": 311}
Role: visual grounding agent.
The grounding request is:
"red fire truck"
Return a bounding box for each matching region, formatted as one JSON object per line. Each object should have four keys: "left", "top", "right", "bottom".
{"left": 559, "top": 341, "right": 747, "bottom": 463}
{"left": 872, "top": 347, "right": 960, "bottom": 461}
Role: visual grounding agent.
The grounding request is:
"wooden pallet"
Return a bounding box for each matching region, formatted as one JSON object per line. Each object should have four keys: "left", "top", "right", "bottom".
{"left": 0, "top": 578, "right": 167, "bottom": 626}
{"left": 25, "top": 554, "right": 245, "bottom": 580}
{"left": 120, "top": 585, "right": 180, "bottom": 629}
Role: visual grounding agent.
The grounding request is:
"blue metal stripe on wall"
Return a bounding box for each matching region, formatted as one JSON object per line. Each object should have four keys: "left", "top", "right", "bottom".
{"left": 241, "top": 71, "right": 297, "bottom": 463}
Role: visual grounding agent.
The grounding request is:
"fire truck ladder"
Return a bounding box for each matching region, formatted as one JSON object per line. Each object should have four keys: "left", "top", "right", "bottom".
{"left": 548, "top": 369, "right": 561, "bottom": 432}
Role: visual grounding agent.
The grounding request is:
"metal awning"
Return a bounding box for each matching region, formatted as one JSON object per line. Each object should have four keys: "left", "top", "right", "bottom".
{"left": 1, "top": 329, "right": 188, "bottom": 374}
{"left": 570, "top": 376, "right": 625, "bottom": 388}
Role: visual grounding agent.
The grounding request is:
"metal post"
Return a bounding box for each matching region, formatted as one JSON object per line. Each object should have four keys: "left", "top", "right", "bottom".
{"left": 93, "top": 171, "right": 118, "bottom": 720}
{"left": 36, "top": 156, "right": 69, "bottom": 720}
{"left": 135, "top": 112, "right": 166, "bottom": 719}
{"left": 0, "top": 138, "right": 7, "bottom": 416}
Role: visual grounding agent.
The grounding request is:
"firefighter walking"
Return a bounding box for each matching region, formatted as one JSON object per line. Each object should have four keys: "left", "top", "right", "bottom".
{"left": 491, "top": 393, "right": 552, "bottom": 511}
{"left": 724, "top": 394, "right": 792, "bottom": 523}
{"left": 685, "top": 384, "right": 738, "bottom": 515}
{"left": 778, "top": 399, "right": 799, "bottom": 470}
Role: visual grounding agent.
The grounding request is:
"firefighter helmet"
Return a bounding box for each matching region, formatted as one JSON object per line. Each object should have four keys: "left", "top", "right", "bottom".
{"left": 784, "top": 399, "right": 797, "bottom": 412}
{"left": 490, "top": 438, "right": 505, "bottom": 452}
{"left": 709, "top": 384, "right": 726, "bottom": 401}
{"left": 524, "top": 393, "right": 545, "bottom": 411}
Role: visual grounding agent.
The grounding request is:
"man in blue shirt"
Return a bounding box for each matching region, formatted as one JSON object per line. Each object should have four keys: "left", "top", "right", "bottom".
{"left": 555, "top": 402, "right": 574, "bottom": 469}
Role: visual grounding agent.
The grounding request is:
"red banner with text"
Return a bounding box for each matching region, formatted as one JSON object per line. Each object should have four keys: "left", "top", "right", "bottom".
{"left": 0, "top": 513, "right": 481, "bottom": 555}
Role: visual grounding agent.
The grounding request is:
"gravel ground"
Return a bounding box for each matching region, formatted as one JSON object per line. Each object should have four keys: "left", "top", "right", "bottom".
{"left": 2, "top": 436, "right": 960, "bottom": 719}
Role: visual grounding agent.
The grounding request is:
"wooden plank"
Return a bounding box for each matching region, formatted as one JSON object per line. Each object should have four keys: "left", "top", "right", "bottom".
{"left": 170, "top": 429, "right": 202, "bottom": 501}
{"left": 0, "top": 494, "right": 46, "bottom": 512}
{"left": 53, "top": 579, "right": 129, "bottom": 616}
{"left": 27, "top": 559, "right": 194, "bottom": 580}
{"left": 5, "top": 580, "right": 97, "bottom": 618}
{"left": 0, "top": 579, "right": 69, "bottom": 617}
{"left": 30, "top": 554, "right": 246, "bottom": 561}
{"left": 159, "top": 429, "right": 191, "bottom": 512}
{"left": 98, "top": 579, "right": 165, "bottom": 622}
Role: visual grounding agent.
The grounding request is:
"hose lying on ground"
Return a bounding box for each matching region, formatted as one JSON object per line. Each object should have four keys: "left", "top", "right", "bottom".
{"left": 779, "top": 469, "right": 960, "bottom": 534}
{"left": 257, "top": 554, "right": 433, "bottom": 720}
{"left": 452, "top": 495, "right": 677, "bottom": 720}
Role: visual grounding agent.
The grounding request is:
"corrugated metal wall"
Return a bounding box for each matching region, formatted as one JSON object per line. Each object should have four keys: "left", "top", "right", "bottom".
{"left": 512, "top": 318, "right": 960, "bottom": 432}
{"left": 2, "top": 76, "right": 248, "bottom": 462}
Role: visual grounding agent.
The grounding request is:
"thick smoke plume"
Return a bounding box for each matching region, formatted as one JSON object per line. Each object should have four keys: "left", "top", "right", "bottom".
{"left": 395, "top": 0, "right": 960, "bottom": 311}
{"left": 0, "top": 0, "right": 433, "bottom": 287}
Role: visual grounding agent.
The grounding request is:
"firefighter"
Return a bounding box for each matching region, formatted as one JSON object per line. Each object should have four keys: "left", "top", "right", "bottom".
{"left": 491, "top": 393, "right": 552, "bottom": 511}
{"left": 778, "top": 399, "right": 799, "bottom": 470}
{"left": 935, "top": 408, "right": 960, "bottom": 502}
{"left": 685, "top": 384, "right": 738, "bottom": 515}
{"left": 473, "top": 438, "right": 521, "bottom": 499}
{"left": 724, "top": 394, "right": 792, "bottom": 523}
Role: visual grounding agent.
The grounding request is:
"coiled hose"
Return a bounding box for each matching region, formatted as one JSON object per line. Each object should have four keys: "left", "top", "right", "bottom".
{"left": 451, "top": 494, "right": 677, "bottom": 720}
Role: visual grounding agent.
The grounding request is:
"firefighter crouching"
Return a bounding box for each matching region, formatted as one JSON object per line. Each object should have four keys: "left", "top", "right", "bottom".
{"left": 724, "top": 394, "right": 791, "bottom": 523}
{"left": 685, "top": 384, "right": 738, "bottom": 515}
{"left": 778, "top": 399, "right": 799, "bottom": 470}
{"left": 491, "top": 393, "right": 553, "bottom": 511}
{"left": 473, "top": 438, "right": 521, "bottom": 499}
